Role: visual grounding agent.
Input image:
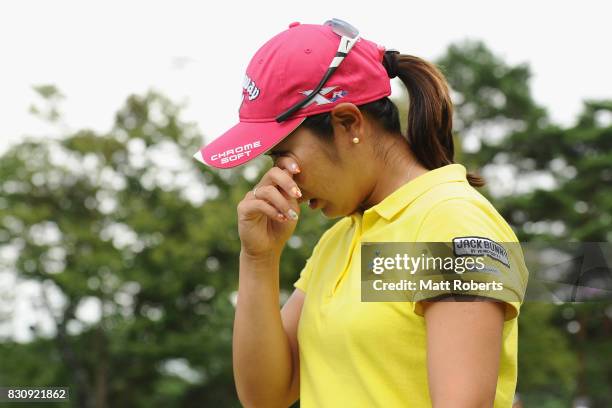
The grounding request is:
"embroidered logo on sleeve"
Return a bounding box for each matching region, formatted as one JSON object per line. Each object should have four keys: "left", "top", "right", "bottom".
{"left": 452, "top": 236, "right": 510, "bottom": 267}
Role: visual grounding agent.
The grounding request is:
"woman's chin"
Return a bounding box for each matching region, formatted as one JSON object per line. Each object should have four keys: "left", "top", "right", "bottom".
{"left": 319, "top": 201, "right": 334, "bottom": 217}
{"left": 320, "top": 202, "right": 350, "bottom": 219}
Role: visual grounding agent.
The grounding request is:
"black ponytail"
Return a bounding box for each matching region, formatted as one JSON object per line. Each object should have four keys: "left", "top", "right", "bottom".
{"left": 302, "top": 52, "right": 485, "bottom": 187}
{"left": 389, "top": 52, "right": 484, "bottom": 187}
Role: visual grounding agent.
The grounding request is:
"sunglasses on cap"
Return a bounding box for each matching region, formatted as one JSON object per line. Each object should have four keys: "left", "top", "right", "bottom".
{"left": 275, "top": 18, "right": 360, "bottom": 123}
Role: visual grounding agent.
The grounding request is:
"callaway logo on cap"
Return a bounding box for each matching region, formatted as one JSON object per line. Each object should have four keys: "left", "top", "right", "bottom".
{"left": 194, "top": 20, "right": 392, "bottom": 169}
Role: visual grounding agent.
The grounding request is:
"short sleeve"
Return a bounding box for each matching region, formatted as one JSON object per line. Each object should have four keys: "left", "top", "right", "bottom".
{"left": 293, "top": 255, "right": 314, "bottom": 293}
{"left": 292, "top": 226, "right": 329, "bottom": 294}
{"left": 412, "top": 198, "right": 527, "bottom": 321}
{"left": 291, "top": 217, "right": 352, "bottom": 294}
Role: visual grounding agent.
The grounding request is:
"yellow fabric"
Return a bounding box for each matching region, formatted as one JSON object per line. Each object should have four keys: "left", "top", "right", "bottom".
{"left": 293, "top": 164, "right": 529, "bottom": 408}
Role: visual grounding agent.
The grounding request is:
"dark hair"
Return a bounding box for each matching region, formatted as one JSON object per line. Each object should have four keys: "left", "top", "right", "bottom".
{"left": 302, "top": 53, "right": 485, "bottom": 188}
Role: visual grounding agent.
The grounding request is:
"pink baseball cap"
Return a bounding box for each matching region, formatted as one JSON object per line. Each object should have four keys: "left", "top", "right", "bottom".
{"left": 194, "top": 20, "right": 392, "bottom": 169}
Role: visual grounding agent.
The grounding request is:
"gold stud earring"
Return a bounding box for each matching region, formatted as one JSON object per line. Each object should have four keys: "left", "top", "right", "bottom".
{"left": 352, "top": 137, "right": 360, "bottom": 144}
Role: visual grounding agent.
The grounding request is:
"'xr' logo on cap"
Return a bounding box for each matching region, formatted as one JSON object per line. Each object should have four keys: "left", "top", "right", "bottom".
{"left": 300, "top": 86, "right": 348, "bottom": 107}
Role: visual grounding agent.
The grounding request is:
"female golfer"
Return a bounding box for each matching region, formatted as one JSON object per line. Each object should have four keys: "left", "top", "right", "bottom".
{"left": 195, "top": 19, "right": 527, "bottom": 408}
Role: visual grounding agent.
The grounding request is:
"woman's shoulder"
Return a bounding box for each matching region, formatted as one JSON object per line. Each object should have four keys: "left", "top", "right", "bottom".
{"left": 414, "top": 188, "right": 519, "bottom": 244}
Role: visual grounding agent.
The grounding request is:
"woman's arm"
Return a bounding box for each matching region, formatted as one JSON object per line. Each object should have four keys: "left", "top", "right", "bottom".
{"left": 233, "top": 253, "right": 305, "bottom": 408}
{"left": 233, "top": 158, "right": 304, "bottom": 407}
{"left": 423, "top": 299, "right": 505, "bottom": 408}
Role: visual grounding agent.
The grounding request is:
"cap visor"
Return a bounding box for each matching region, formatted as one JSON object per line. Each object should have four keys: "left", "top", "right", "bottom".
{"left": 193, "top": 117, "right": 305, "bottom": 169}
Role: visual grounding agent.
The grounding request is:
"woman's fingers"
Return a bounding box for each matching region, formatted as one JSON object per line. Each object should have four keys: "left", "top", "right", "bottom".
{"left": 238, "top": 196, "right": 288, "bottom": 222}
{"left": 259, "top": 167, "right": 302, "bottom": 199}
{"left": 275, "top": 157, "right": 301, "bottom": 175}
{"left": 242, "top": 159, "right": 302, "bottom": 222}
{"left": 252, "top": 184, "right": 298, "bottom": 220}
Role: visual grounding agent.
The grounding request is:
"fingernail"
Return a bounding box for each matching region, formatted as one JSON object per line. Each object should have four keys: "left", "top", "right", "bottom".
{"left": 291, "top": 163, "right": 301, "bottom": 173}
{"left": 287, "top": 209, "right": 298, "bottom": 220}
{"left": 292, "top": 186, "right": 302, "bottom": 198}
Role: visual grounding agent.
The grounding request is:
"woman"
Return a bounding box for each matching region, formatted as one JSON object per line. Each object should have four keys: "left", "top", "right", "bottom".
{"left": 195, "top": 19, "right": 527, "bottom": 408}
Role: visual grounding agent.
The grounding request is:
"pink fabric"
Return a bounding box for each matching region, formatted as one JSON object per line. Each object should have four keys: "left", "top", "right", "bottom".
{"left": 194, "top": 117, "right": 304, "bottom": 169}
{"left": 195, "top": 22, "right": 392, "bottom": 168}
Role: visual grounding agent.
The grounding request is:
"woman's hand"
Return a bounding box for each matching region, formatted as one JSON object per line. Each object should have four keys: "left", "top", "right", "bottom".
{"left": 237, "top": 159, "right": 302, "bottom": 258}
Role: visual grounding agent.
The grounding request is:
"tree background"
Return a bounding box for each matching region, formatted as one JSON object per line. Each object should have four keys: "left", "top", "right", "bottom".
{"left": 0, "top": 41, "right": 610, "bottom": 407}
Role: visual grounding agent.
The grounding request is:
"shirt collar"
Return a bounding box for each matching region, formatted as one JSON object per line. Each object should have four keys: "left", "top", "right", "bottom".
{"left": 361, "top": 164, "right": 468, "bottom": 221}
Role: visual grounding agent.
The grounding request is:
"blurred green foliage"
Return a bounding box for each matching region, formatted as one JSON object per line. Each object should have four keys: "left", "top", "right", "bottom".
{"left": 0, "top": 40, "right": 610, "bottom": 407}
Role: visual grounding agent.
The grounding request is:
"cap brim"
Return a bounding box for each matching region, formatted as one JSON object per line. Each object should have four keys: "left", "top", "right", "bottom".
{"left": 193, "top": 117, "right": 305, "bottom": 169}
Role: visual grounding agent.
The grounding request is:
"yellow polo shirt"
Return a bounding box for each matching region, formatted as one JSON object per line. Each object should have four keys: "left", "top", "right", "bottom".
{"left": 293, "top": 164, "right": 528, "bottom": 408}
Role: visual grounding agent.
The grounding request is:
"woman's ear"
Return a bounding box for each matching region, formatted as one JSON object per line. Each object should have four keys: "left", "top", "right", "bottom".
{"left": 329, "top": 103, "right": 363, "bottom": 135}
